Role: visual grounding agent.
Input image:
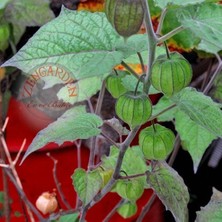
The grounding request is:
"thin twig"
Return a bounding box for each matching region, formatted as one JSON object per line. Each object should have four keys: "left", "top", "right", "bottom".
{"left": 136, "top": 192, "right": 156, "bottom": 222}
{"left": 88, "top": 80, "right": 106, "bottom": 170}
{"left": 2, "top": 116, "right": 9, "bottom": 132}
{"left": 4, "top": 168, "right": 47, "bottom": 222}
{"left": 168, "top": 135, "right": 181, "bottom": 167}
{"left": 0, "top": 116, "right": 10, "bottom": 221}
{"left": 157, "top": 26, "right": 184, "bottom": 43}
{"left": 87, "top": 99, "right": 94, "bottom": 113}
{"left": 100, "top": 132, "right": 120, "bottom": 148}
{"left": 203, "top": 61, "right": 222, "bottom": 94}
{"left": 103, "top": 199, "right": 126, "bottom": 222}
{"left": 0, "top": 135, "right": 35, "bottom": 222}
{"left": 95, "top": 80, "right": 106, "bottom": 116}
{"left": 149, "top": 103, "right": 176, "bottom": 121}
{"left": 156, "top": 8, "right": 168, "bottom": 36}
{"left": 121, "top": 61, "right": 140, "bottom": 79}
{"left": 200, "top": 58, "right": 214, "bottom": 91}
{"left": 13, "top": 139, "right": 26, "bottom": 166}
{"left": 47, "top": 153, "right": 72, "bottom": 210}
{"left": 137, "top": 52, "right": 146, "bottom": 74}
{"left": 74, "top": 140, "right": 82, "bottom": 168}
{"left": 118, "top": 172, "right": 146, "bottom": 180}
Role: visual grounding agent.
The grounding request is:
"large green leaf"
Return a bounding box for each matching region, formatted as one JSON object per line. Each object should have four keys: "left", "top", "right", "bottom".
{"left": 147, "top": 161, "right": 189, "bottom": 222}
{"left": 21, "top": 105, "right": 103, "bottom": 162}
{"left": 175, "top": 111, "right": 216, "bottom": 171}
{"left": 162, "top": 8, "right": 199, "bottom": 51}
{"left": 172, "top": 87, "right": 222, "bottom": 137}
{"left": 178, "top": 3, "right": 222, "bottom": 54}
{"left": 57, "top": 76, "right": 103, "bottom": 104}
{"left": 72, "top": 168, "right": 102, "bottom": 205}
{"left": 3, "top": 9, "right": 123, "bottom": 79}
{"left": 196, "top": 202, "right": 222, "bottom": 222}
{"left": 154, "top": 0, "right": 218, "bottom": 9}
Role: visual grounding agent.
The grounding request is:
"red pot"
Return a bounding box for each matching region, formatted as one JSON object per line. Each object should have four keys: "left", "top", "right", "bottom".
{"left": 0, "top": 97, "right": 164, "bottom": 221}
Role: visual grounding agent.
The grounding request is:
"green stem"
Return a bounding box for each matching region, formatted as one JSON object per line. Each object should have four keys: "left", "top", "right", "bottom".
{"left": 137, "top": 52, "right": 146, "bottom": 74}
{"left": 149, "top": 103, "right": 176, "bottom": 121}
{"left": 164, "top": 41, "right": 171, "bottom": 59}
{"left": 79, "top": 126, "right": 140, "bottom": 222}
{"left": 156, "top": 8, "right": 168, "bottom": 36}
{"left": 121, "top": 61, "right": 140, "bottom": 79}
{"left": 157, "top": 26, "right": 184, "bottom": 43}
{"left": 134, "top": 74, "right": 145, "bottom": 96}
{"left": 142, "top": 0, "right": 157, "bottom": 94}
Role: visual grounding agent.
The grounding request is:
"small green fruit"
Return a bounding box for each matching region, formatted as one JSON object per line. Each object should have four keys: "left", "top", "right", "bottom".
{"left": 106, "top": 73, "right": 127, "bottom": 98}
{"left": 115, "top": 91, "right": 152, "bottom": 129}
{"left": 151, "top": 52, "right": 192, "bottom": 97}
{"left": 139, "top": 124, "right": 175, "bottom": 160}
{"left": 116, "top": 180, "right": 144, "bottom": 201}
{"left": 105, "top": 0, "right": 144, "bottom": 37}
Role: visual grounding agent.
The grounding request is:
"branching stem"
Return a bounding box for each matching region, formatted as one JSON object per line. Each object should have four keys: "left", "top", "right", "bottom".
{"left": 142, "top": 0, "right": 157, "bottom": 94}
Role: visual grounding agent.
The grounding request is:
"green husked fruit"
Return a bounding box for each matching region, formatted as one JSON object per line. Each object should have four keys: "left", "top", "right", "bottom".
{"left": 105, "top": 0, "right": 144, "bottom": 38}
{"left": 116, "top": 180, "right": 144, "bottom": 201}
{"left": 151, "top": 52, "right": 192, "bottom": 97}
{"left": 115, "top": 91, "right": 152, "bottom": 129}
{"left": 139, "top": 124, "right": 175, "bottom": 160}
{"left": 106, "top": 73, "right": 127, "bottom": 98}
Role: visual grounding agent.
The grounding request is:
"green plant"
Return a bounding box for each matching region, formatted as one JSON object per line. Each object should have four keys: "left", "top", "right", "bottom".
{"left": 2, "top": 0, "right": 222, "bottom": 221}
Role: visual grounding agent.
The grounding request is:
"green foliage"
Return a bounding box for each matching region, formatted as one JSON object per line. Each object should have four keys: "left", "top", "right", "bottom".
{"left": 58, "top": 213, "right": 79, "bottom": 222}
{"left": 172, "top": 87, "right": 222, "bottom": 137}
{"left": 178, "top": 3, "right": 222, "bottom": 53}
{"left": 117, "top": 202, "right": 137, "bottom": 219}
{"left": 175, "top": 111, "right": 216, "bottom": 171}
{"left": 21, "top": 106, "right": 103, "bottom": 162}
{"left": 72, "top": 169, "right": 102, "bottom": 205}
{"left": 1, "top": 1, "right": 222, "bottom": 221}
{"left": 101, "top": 146, "right": 149, "bottom": 186}
{"left": 147, "top": 162, "right": 189, "bottom": 222}
{"left": 153, "top": 0, "right": 211, "bottom": 8}
{"left": 2, "top": 0, "right": 54, "bottom": 44}
{"left": 196, "top": 202, "right": 222, "bottom": 222}
{"left": 152, "top": 96, "right": 177, "bottom": 122}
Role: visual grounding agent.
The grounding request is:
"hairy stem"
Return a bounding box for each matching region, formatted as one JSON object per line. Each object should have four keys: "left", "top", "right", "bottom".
{"left": 80, "top": 126, "right": 140, "bottom": 221}
{"left": 157, "top": 26, "right": 184, "bottom": 43}
{"left": 142, "top": 0, "right": 157, "bottom": 94}
{"left": 47, "top": 153, "right": 72, "bottom": 210}
{"left": 88, "top": 80, "right": 106, "bottom": 170}
{"left": 121, "top": 61, "right": 140, "bottom": 79}
{"left": 103, "top": 199, "right": 126, "bottom": 222}
{"left": 149, "top": 103, "right": 176, "bottom": 121}
{"left": 203, "top": 61, "right": 222, "bottom": 94}
{"left": 137, "top": 52, "right": 146, "bottom": 74}
{"left": 136, "top": 192, "right": 156, "bottom": 222}
{"left": 156, "top": 8, "right": 168, "bottom": 36}
{"left": 168, "top": 134, "right": 181, "bottom": 166}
